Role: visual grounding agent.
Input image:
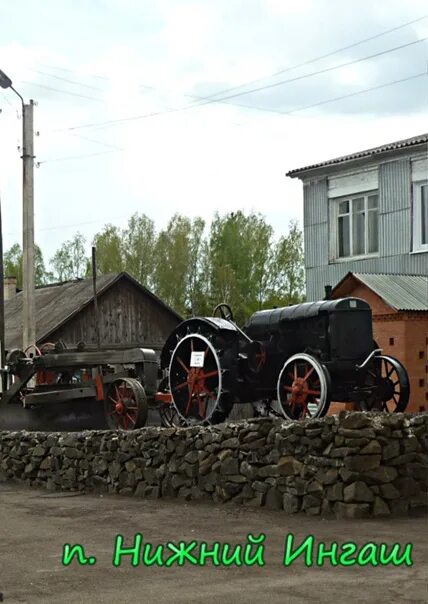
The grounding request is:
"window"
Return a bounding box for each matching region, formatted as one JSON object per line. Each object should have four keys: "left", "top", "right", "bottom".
{"left": 334, "top": 193, "right": 379, "bottom": 259}
{"left": 413, "top": 181, "right": 428, "bottom": 252}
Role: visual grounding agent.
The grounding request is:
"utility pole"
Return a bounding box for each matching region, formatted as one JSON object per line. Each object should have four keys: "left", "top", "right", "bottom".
{"left": 22, "top": 100, "right": 36, "bottom": 351}
{"left": 0, "top": 195, "right": 5, "bottom": 391}
{"left": 0, "top": 70, "right": 36, "bottom": 352}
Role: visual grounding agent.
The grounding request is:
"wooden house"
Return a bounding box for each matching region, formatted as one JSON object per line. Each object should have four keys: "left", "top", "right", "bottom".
{"left": 4, "top": 272, "right": 182, "bottom": 354}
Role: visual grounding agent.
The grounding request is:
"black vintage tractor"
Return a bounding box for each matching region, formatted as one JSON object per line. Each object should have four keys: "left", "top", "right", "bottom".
{"left": 160, "top": 298, "right": 410, "bottom": 425}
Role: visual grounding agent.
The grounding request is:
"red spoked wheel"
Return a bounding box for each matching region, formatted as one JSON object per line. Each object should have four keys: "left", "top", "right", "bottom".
{"left": 275, "top": 353, "right": 330, "bottom": 420}
{"left": 168, "top": 333, "right": 226, "bottom": 425}
{"left": 104, "top": 377, "right": 148, "bottom": 430}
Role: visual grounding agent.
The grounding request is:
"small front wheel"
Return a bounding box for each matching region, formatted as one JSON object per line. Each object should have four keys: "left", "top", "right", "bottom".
{"left": 104, "top": 377, "right": 148, "bottom": 430}
{"left": 274, "top": 353, "right": 331, "bottom": 420}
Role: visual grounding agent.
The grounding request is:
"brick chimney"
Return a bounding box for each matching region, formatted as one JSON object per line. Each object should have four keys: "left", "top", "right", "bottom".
{"left": 4, "top": 276, "right": 17, "bottom": 301}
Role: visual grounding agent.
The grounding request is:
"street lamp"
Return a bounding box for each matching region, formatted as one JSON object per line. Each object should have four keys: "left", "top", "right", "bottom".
{"left": 0, "top": 68, "right": 36, "bottom": 352}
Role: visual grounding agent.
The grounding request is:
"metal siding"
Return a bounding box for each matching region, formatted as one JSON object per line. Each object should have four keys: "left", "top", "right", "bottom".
{"left": 379, "top": 159, "right": 411, "bottom": 213}
{"left": 303, "top": 179, "right": 328, "bottom": 226}
{"left": 306, "top": 253, "right": 428, "bottom": 301}
{"left": 304, "top": 156, "right": 428, "bottom": 301}
{"left": 304, "top": 223, "right": 329, "bottom": 269}
{"left": 379, "top": 209, "right": 411, "bottom": 257}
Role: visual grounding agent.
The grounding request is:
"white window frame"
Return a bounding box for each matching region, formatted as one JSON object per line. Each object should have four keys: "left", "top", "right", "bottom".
{"left": 412, "top": 180, "right": 428, "bottom": 253}
{"left": 329, "top": 191, "right": 379, "bottom": 263}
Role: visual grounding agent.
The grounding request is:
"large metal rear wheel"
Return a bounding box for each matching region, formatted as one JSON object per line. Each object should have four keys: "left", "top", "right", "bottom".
{"left": 104, "top": 377, "right": 148, "bottom": 430}
{"left": 275, "top": 353, "right": 331, "bottom": 420}
{"left": 168, "top": 333, "right": 231, "bottom": 425}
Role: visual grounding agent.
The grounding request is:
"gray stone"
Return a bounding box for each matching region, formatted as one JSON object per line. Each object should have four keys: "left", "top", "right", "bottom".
{"left": 389, "top": 499, "right": 409, "bottom": 516}
{"left": 340, "top": 414, "right": 371, "bottom": 429}
{"left": 220, "top": 457, "right": 239, "bottom": 475}
{"left": 344, "top": 455, "right": 381, "bottom": 472}
{"left": 331, "top": 447, "right": 360, "bottom": 458}
{"left": 326, "top": 483, "right": 343, "bottom": 502}
{"left": 32, "top": 445, "right": 47, "bottom": 457}
{"left": 403, "top": 436, "right": 419, "bottom": 453}
{"left": 221, "top": 437, "right": 240, "bottom": 449}
{"left": 178, "top": 486, "right": 193, "bottom": 501}
{"left": 252, "top": 480, "right": 270, "bottom": 493}
{"left": 108, "top": 461, "right": 122, "bottom": 480}
{"left": 306, "top": 480, "right": 323, "bottom": 495}
{"left": 382, "top": 441, "right": 400, "bottom": 461}
{"left": 316, "top": 468, "right": 338, "bottom": 485}
{"left": 387, "top": 453, "right": 417, "bottom": 466}
{"left": 394, "top": 476, "right": 420, "bottom": 497}
{"left": 282, "top": 493, "right": 300, "bottom": 514}
{"left": 373, "top": 497, "right": 390, "bottom": 517}
{"left": 379, "top": 483, "right": 401, "bottom": 500}
{"left": 224, "top": 474, "right": 247, "bottom": 484}
{"left": 241, "top": 484, "right": 254, "bottom": 499}
{"left": 245, "top": 493, "right": 265, "bottom": 507}
{"left": 344, "top": 481, "right": 374, "bottom": 503}
{"left": 265, "top": 487, "right": 282, "bottom": 510}
{"left": 360, "top": 440, "right": 382, "bottom": 455}
{"left": 241, "top": 438, "right": 266, "bottom": 450}
{"left": 184, "top": 450, "right": 199, "bottom": 464}
{"left": 362, "top": 466, "right": 398, "bottom": 484}
{"left": 183, "top": 462, "right": 199, "bottom": 478}
{"left": 258, "top": 464, "right": 280, "bottom": 478}
{"left": 334, "top": 502, "right": 371, "bottom": 519}
{"left": 338, "top": 428, "right": 376, "bottom": 439}
{"left": 302, "top": 494, "right": 321, "bottom": 510}
{"left": 277, "top": 456, "right": 302, "bottom": 476}
{"left": 171, "top": 474, "right": 190, "bottom": 489}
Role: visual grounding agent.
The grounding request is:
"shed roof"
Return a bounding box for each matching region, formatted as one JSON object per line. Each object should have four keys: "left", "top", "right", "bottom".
{"left": 332, "top": 272, "right": 428, "bottom": 312}
{"left": 286, "top": 133, "right": 428, "bottom": 178}
{"left": 5, "top": 272, "right": 182, "bottom": 350}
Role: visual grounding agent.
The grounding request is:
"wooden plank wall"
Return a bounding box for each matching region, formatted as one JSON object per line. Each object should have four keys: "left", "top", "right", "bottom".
{"left": 46, "top": 280, "right": 180, "bottom": 351}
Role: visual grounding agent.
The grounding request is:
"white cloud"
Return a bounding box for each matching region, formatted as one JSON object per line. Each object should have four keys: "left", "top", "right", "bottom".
{"left": 0, "top": 0, "right": 427, "bottom": 266}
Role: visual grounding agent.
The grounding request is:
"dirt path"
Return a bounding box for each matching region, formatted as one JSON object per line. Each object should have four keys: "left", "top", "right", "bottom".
{"left": 0, "top": 484, "right": 426, "bottom": 603}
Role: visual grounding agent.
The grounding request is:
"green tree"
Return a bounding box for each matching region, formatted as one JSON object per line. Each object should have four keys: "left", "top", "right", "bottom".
{"left": 152, "top": 214, "right": 206, "bottom": 315}
{"left": 208, "top": 211, "right": 275, "bottom": 323}
{"left": 267, "top": 220, "right": 305, "bottom": 306}
{"left": 50, "top": 232, "right": 88, "bottom": 281}
{"left": 4, "top": 242, "right": 50, "bottom": 287}
{"left": 91, "top": 224, "right": 124, "bottom": 275}
{"left": 122, "top": 213, "right": 156, "bottom": 287}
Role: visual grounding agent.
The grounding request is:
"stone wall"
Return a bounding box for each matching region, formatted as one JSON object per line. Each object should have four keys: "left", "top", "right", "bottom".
{"left": 0, "top": 412, "right": 427, "bottom": 519}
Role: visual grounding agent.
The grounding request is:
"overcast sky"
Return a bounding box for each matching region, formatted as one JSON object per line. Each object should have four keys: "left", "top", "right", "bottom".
{"left": 0, "top": 0, "right": 427, "bottom": 266}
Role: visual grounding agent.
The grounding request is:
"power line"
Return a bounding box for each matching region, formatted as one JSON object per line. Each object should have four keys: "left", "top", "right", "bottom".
{"left": 54, "top": 35, "right": 428, "bottom": 132}
{"left": 31, "top": 17, "right": 427, "bottom": 129}
{"left": 199, "top": 36, "right": 428, "bottom": 104}
{"left": 4, "top": 214, "right": 131, "bottom": 236}
{"left": 38, "top": 70, "right": 426, "bottom": 164}
{"left": 39, "top": 14, "right": 427, "bottom": 101}
{"left": 282, "top": 71, "right": 427, "bottom": 114}
{"left": 34, "top": 69, "right": 104, "bottom": 91}
{"left": 206, "top": 14, "right": 428, "bottom": 99}
{"left": 19, "top": 81, "right": 103, "bottom": 102}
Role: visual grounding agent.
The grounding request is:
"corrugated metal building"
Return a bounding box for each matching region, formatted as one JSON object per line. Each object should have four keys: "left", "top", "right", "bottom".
{"left": 287, "top": 134, "right": 428, "bottom": 301}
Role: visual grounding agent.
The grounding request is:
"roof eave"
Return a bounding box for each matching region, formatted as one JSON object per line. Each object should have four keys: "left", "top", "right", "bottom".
{"left": 286, "top": 139, "right": 428, "bottom": 180}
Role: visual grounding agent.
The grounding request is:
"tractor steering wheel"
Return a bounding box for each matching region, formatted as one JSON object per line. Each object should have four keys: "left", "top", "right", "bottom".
{"left": 213, "top": 303, "right": 234, "bottom": 322}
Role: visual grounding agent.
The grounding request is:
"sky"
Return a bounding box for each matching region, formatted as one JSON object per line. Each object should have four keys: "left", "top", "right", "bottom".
{"left": 0, "top": 0, "right": 427, "bottom": 267}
